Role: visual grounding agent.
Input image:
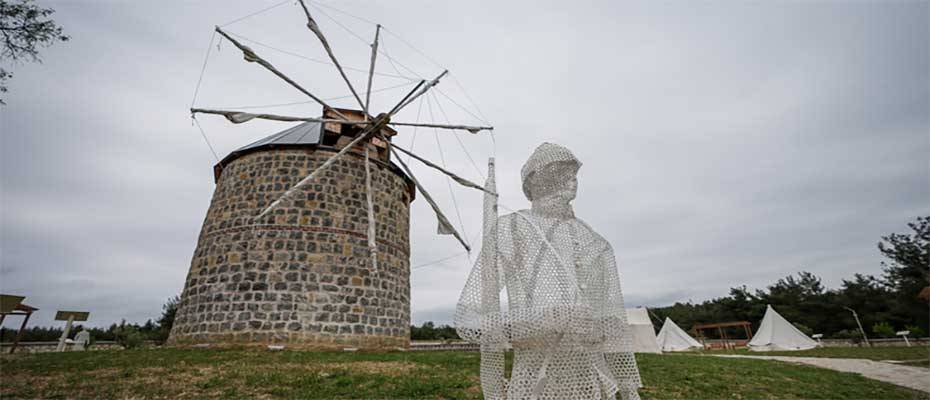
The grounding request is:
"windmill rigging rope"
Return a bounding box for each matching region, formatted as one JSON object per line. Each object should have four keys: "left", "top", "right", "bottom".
{"left": 406, "top": 96, "right": 425, "bottom": 165}
{"left": 411, "top": 228, "right": 480, "bottom": 271}
{"left": 430, "top": 91, "right": 485, "bottom": 180}
{"left": 219, "top": 0, "right": 293, "bottom": 28}
{"left": 377, "top": 26, "right": 491, "bottom": 129}
{"left": 307, "top": 2, "right": 428, "bottom": 81}
{"left": 190, "top": 31, "right": 216, "bottom": 109}
{"left": 212, "top": 81, "right": 419, "bottom": 110}
{"left": 308, "top": 0, "right": 379, "bottom": 26}
{"left": 450, "top": 73, "right": 491, "bottom": 124}
{"left": 191, "top": 116, "right": 220, "bottom": 162}
{"left": 227, "top": 31, "right": 418, "bottom": 81}
{"left": 435, "top": 87, "right": 491, "bottom": 127}
{"left": 306, "top": 2, "right": 371, "bottom": 44}
{"left": 411, "top": 251, "right": 468, "bottom": 270}
{"left": 381, "top": 27, "right": 444, "bottom": 71}
{"left": 372, "top": 34, "right": 425, "bottom": 82}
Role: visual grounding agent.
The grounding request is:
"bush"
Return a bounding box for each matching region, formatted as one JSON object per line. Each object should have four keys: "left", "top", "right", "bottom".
{"left": 871, "top": 322, "right": 895, "bottom": 338}
{"left": 833, "top": 329, "right": 862, "bottom": 342}
{"left": 114, "top": 324, "right": 145, "bottom": 349}
{"left": 904, "top": 325, "right": 926, "bottom": 337}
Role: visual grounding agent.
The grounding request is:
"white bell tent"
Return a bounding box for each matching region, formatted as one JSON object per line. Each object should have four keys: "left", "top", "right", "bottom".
{"left": 656, "top": 317, "right": 704, "bottom": 352}
{"left": 626, "top": 308, "right": 661, "bottom": 353}
{"left": 748, "top": 305, "right": 818, "bottom": 351}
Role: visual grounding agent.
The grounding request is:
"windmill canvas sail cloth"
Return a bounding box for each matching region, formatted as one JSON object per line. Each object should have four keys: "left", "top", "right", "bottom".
{"left": 656, "top": 318, "right": 703, "bottom": 352}
{"left": 748, "top": 305, "right": 818, "bottom": 351}
{"left": 455, "top": 143, "right": 642, "bottom": 400}
{"left": 625, "top": 308, "right": 661, "bottom": 354}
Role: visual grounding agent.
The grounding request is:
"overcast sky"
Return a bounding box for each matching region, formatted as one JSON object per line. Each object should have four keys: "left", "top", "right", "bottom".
{"left": 1, "top": 0, "right": 927, "bottom": 329}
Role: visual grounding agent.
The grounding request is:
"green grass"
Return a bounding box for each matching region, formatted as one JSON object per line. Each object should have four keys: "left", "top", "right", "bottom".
{"left": 708, "top": 346, "right": 930, "bottom": 368}
{"left": 1, "top": 348, "right": 926, "bottom": 399}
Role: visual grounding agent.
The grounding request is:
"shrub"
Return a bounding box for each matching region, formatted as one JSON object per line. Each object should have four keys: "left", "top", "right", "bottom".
{"left": 833, "top": 329, "right": 865, "bottom": 344}
{"left": 904, "top": 325, "right": 926, "bottom": 337}
{"left": 114, "top": 325, "right": 145, "bottom": 349}
{"left": 871, "top": 322, "right": 895, "bottom": 338}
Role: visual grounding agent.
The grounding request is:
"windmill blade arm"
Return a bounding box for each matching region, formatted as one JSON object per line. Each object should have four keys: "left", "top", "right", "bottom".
{"left": 381, "top": 133, "right": 471, "bottom": 252}
{"left": 214, "top": 26, "right": 350, "bottom": 121}
{"left": 364, "top": 25, "right": 381, "bottom": 117}
{"left": 389, "top": 70, "right": 447, "bottom": 116}
{"left": 388, "top": 121, "right": 493, "bottom": 133}
{"left": 296, "top": 0, "right": 366, "bottom": 111}
{"left": 255, "top": 115, "right": 392, "bottom": 220}
{"left": 191, "top": 108, "right": 327, "bottom": 124}
{"left": 190, "top": 109, "right": 493, "bottom": 134}
{"left": 387, "top": 80, "right": 425, "bottom": 117}
{"left": 389, "top": 142, "right": 496, "bottom": 196}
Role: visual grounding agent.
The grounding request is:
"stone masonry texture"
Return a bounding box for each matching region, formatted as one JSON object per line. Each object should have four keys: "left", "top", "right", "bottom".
{"left": 168, "top": 146, "right": 413, "bottom": 350}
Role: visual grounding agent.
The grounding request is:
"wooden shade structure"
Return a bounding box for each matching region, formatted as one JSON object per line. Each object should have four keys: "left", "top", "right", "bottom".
{"left": 691, "top": 321, "right": 753, "bottom": 350}
{"left": 0, "top": 295, "right": 38, "bottom": 354}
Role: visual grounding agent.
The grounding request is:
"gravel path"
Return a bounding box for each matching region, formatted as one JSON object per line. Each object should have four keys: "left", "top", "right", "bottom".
{"left": 714, "top": 355, "right": 930, "bottom": 393}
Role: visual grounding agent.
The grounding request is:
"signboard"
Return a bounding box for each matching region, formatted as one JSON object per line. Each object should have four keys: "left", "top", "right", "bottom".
{"left": 55, "top": 311, "right": 90, "bottom": 321}
{"left": 0, "top": 295, "right": 25, "bottom": 314}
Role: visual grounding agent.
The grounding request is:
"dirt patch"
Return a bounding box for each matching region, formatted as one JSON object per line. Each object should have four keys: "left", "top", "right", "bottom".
{"left": 88, "top": 367, "right": 124, "bottom": 379}
{"left": 465, "top": 374, "right": 483, "bottom": 395}
{"left": 2, "top": 372, "right": 56, "bottom": 391}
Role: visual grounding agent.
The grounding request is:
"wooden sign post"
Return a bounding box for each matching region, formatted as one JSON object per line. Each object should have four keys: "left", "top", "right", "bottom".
{"left": 896, "top": 330, "right": 911, "bottom": 347}
{"left": 55, "top": 311, "right": 89, "bottom": 352}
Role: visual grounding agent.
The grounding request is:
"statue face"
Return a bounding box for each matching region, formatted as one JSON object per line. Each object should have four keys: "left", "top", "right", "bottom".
{"left": 528, "top": 161, "right": 579, "bottom": 202}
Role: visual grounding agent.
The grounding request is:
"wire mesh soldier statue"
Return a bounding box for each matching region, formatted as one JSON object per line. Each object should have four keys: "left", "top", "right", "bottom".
{"left": 456, "top": 143, "right": 642, "bottom": 400}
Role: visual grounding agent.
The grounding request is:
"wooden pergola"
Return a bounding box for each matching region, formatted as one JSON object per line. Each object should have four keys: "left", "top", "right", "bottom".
{"left": 0, "top": 295, "right": 38, "bottom": 354}
{"left": 691, "top": 321, "right": 753, "bottom": 350}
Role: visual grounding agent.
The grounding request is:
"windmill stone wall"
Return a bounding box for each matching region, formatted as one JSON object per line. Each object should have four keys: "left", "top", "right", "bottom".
{"left": 169, "top": 119, "right": 414, "bottom": 350}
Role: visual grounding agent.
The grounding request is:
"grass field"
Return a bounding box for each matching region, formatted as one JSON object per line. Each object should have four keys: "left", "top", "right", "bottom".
{"left": 709, "top": 346, "right": 930, "bottom": 368}
{"left": 2, "top": 348, "right": 927, "bottom": 399}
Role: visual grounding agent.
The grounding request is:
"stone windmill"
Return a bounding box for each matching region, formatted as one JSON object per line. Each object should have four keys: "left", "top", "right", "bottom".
{"left": 168, "top": 1, "right": 493, "bottom": 350}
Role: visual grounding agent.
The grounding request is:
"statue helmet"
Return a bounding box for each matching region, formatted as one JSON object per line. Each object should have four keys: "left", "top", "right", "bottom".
{"left": 520, "top": 142, "right": 582, "bottom": 200}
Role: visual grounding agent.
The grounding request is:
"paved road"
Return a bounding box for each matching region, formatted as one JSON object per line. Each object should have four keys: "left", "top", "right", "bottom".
{"left": 714, "top": 355, "right": 930, "bottom": 393}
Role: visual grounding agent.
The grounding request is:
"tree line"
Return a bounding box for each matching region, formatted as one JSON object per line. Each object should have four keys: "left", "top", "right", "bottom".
{"left": 651, "top": 216, "right": 929, "bottom": 340}
{"left": 409, "top": 321, "right": 460, "bottom": 341}
{"left": 0, "top": 296, "right": 178, "bottom": 346}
